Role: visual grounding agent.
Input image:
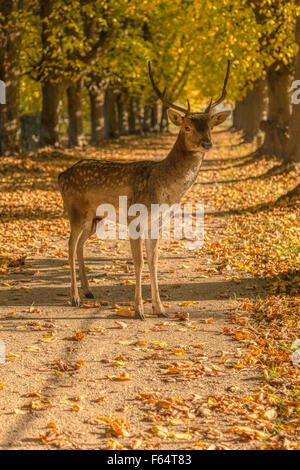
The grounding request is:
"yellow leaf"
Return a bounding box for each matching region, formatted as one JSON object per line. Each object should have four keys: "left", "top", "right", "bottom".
{"left": 150, "top": 425, "right": 169, "bottom": 438}
{"left": 172, "top": 348, "right": 185, "bottom": 356}
{"left": 116, "top": 308, "right": 135, "bottom": 317}
{"left": 106, "top": 439, "right": 124, "bottom": 450}
{"left": 25, "top": 345, "right": 42, "bottom": 352}
{"left": 47, "top": 422, "right": 57, "bottom": 428}
{"left": 118, "top": 339, "right": 134, "bottom": 345}
{"left": 95, "top": 397, "right": 106, "bottom": 403}
{"left": 109, "top": 420, "right": 130, "bottom": 437}
{"left": 168, "top": 431, "right": 193, "bottom": 440}
{"left": 114, "top": 372, "right": 131, "bottom": 381}
{"left": 151, "top": 341, "right": 168, "bottom": 346}
{"left": 112, "top": 361, "right": 125, "bottom": 367}
{"left": 40, "top": 334, "right": 57, "bottom": 343}
{"left": 72, "top": 405, "right": 82, "bottom": 412}
{"left": 13, "top": 409, "right": 27, "bottom": 415}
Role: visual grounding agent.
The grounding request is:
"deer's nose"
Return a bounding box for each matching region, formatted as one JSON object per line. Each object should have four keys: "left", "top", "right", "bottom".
{"left": 201, "top": 138, "right": 212, "bottom": 149}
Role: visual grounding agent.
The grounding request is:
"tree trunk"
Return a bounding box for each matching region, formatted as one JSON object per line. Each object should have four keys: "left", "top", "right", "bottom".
{"left": 89, "top": 89, "right": 102, "bottom": 146}
{"left": 39, "top": 0, "right": 65, "bottom": 148}
{"left": 260, "top": 63, "right": 291, "bottom": 159}
{"left": 67, "top": 79, "right": 85, "bottom": 147}
{"left": 243, "top": 78, "right": 266, "bottom": 142}
{"left": 232, "top": 99, "right": 245, "bottom": 132}
{"left": 160, "top": 104, "right": 168, "bottom": 132}
{"left": 0, "top": 0, "right": 24, "bottom": 155}
{"left": 233, "top": 94, "right": 251, "bottom": 133}
{"left": 286, "top": 13, "right": 300, "bottom": 162}
{"left": 150, "top": 102, "right": 158, "bottom": 130}
{"left": 143, "top": 105, "right": 151, "bottom": 133}
{"left": 40, "top": 81, "right": 64, "bottom": 147}
{"left": 103, "top": 86, "right": 117, "bottom": 139}
{"left": 116, "top": 94, "right": 126, "bottom": 136}
{"left": 21, "top": 112, "right": 40, "bottom": 151}
{"left": 135, "top": 99, "right": 143, "bottom": 134}
{"left": 128, "top": 97, "right": 136, "bottom": 134}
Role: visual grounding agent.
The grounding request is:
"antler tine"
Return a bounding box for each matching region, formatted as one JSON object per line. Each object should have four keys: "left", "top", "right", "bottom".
{"left": 211, "top": 59, "right": 230, "bottom": 108}
{"left": 148, "top": 61, "right": 190, "bottom": 115}
{"left": 186, "top": 99, "right": 190, "bottom": 113}
{"left": 205, "top": 60, "right": 231, "bottom": 113}
{"left": 205, "top": 98, "right": 213, "bottom": 114}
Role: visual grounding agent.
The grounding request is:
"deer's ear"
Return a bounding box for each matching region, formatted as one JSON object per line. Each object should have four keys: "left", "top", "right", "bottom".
{"left": 210, "top": 110, "right": 231, "bottom": 127}
{"left": 167, "top": 109, "right": 183, "bottom": 126}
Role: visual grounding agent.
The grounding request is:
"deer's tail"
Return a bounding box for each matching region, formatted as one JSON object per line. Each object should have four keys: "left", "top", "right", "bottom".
{"left": 58, "top": 172, "right": 67, "bottom": 216}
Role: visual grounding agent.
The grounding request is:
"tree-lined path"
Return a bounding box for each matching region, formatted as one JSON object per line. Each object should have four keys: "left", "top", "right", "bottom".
{"left": 0, "top": 128, "right": 299, "bottom": 450}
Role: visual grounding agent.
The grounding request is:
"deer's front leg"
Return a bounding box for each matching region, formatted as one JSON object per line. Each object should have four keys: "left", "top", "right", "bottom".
{"left": 146, "top": 238, "right": 168, "bottom": 317}
{"left": 69, "top": 225, "right": 83, "bottom": 307}
{"left": 129, "top": 237, "right": 145, "bottom": 320}
{"left": 77, "top": 222, "right": 94, "bottom": 299}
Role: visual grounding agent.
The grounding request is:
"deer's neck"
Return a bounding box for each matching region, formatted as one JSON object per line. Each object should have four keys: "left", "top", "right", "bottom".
{"left": 156, "top": 131, "right": 204, "bottom": 203}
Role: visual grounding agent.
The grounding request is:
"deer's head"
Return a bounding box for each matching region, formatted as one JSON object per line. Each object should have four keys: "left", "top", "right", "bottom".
{"left": 148, "top": 61, "right": 231, "bottom": 152}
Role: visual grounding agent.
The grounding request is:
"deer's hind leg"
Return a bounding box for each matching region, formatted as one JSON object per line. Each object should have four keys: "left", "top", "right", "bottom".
{"left": 77, "top": 219, "right": 95, "bottom": 299}
{"left": 129, "top": 237, "right": 145, "bottom": 320}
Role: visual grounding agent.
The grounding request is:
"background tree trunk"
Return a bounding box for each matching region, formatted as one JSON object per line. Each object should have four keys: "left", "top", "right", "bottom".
{"left": 160, "top": 104, "right": 168, "bottom": 132}
{"left": 135, "top": 99, "right": 143, "bottom": 134}
{"left": 243, "top": 78, "right": 266, "bottom": 142}
{"left": 232, "top": 100, "right": 244, "bottom": 132}
{"left": 39, "top": 0, "right": 65, "bottom": 147}
{"left": 103, "top": 86, "right": 117, "bottom": 139}
{"left": 128, "top": 97, "right": 136, "bottom": 134}
{"left": 67, "top": 79, "right": 85, "bottom": 147}
{"left": 150, "top": 102, "right": 158, "bottom": 130}
{"left": 0, "top": 0, "right": 24, "bottom": 155}
{"left": 21, "top": 112, "right": 40, "bottom": 151}
{"left": 40, "top": 81, "right": 64, "bottom": 147}
{"left": 287, "top": 13, "right": 300, "bottom": 162}
{"left": 116, "top": 94, "right": 126, "bottom": 136}
{"left": 89, "top": 88, "right": 102, "bottom": 146}
{"left": 260, "top": 63, "right": 291, "bottom": 159}
{"left": 143, "top": 105, "right": 151, "bottom": 133}
{"left": 232, "top": 98, "right": 247, "bottom": 132}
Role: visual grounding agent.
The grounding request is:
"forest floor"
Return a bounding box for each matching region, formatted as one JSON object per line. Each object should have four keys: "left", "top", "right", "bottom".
{"left": 0, "top": 127, "right": 299, "bottom": 450}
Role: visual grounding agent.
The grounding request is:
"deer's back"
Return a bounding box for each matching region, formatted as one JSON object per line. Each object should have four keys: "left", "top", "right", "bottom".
{"left": 58, "top": 158, "right": 160, "bottom": 211}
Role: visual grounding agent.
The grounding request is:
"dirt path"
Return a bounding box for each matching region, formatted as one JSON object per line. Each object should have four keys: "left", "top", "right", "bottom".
{"left": 0, "top": 130, "right": 267, "bottom": 450}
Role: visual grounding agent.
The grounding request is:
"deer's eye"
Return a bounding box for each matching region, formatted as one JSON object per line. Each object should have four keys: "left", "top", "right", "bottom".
{"left": 185, "top": 126, "right": 191, "bottom": 132}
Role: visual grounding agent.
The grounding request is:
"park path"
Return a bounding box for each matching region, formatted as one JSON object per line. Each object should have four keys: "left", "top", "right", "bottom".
{"left": 0, "top": 129, "right": 265, "bottom": 450}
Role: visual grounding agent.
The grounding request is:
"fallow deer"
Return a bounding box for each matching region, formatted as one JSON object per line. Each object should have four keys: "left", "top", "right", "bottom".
{"left": 58, "top": 60, "right": 231, "bottom": 319}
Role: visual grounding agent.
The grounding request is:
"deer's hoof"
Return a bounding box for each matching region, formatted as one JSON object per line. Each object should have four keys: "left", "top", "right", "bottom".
{"left": 152, "top": 305, "right": 168, "bottom": 317}
{"left": 85, "top": 291, "right": 94, "bottom": 299}
{"left": 158, "top": 311, "right": 170, "bottom": 318}
{"left": 71, "top": 297, "right": 80, "bottom": 307}
{"left": 135, "top": 309, "right": 145, "bottom": 320}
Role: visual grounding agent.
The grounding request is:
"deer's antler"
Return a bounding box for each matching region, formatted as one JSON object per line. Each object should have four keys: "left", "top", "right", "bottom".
{"left": 148, "top": 61, "right": 190, "bottom": 115}
{"left": 205, "top": 60, "right": 230, "bottom": 114}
